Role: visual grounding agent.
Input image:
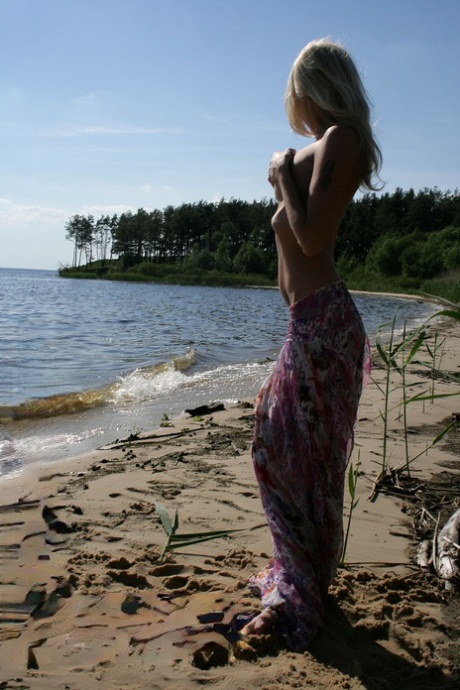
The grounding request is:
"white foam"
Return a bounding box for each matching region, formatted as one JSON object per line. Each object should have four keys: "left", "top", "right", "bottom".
{"left": 110, "top": 359, "right": 274, "bottom": 408}
{"left": 193, "top": 360, "right": 274, "bottom": 384}
{"left": 111, "top": 367, "right": 189, "bottom": 405}
{"left": 0, "top": 427, "right": 105, "bottom": 481}
{"left": 13, "top": 427, "right": 102, "bottom": 454}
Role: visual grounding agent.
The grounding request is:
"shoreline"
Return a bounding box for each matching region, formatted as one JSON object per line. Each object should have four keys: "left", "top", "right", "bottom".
{"left": 0, "top": 288, "right": 441, "bottom": 485}
{"left": 349, "top": 288, "right": 443, "bottom": 302}
{"left": 1, "top": 318, "right": 459, "bottom": 687}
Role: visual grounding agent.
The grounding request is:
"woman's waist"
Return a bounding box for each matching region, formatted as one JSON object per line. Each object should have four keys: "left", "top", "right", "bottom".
{"left": 278, "top": 254, "right": 340, "bottom": 306}
{"left": 287, "top": 281, "right": 364, "bottom": 336}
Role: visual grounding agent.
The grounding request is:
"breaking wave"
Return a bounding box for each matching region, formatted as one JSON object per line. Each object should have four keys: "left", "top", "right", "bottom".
{"left": 0, "top": 350, "right": 196, "bottom": 421}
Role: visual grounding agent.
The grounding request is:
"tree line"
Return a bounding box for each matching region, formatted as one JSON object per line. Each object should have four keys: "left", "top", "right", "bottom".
{"left": 63, "top": 188, "right": 460, "bottom": 284}
{"left": 64, "top": 197, "right": 278, "bottom": 277}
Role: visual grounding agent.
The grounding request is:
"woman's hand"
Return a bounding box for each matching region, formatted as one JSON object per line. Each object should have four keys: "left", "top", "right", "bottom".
{"left": 268, "top": 148, "right": 296, "bottom": 189}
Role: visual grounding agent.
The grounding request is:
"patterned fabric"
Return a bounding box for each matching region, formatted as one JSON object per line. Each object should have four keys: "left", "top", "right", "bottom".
{"left": 249, "top": 281, "right": 371, "bottom": 650}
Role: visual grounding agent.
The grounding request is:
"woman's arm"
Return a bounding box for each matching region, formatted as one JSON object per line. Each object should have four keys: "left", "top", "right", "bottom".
{"left": 270, "top": 126, "right": 360, "bottom": 257}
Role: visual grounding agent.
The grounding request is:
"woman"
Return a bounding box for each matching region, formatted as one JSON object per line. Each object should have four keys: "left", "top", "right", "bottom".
{"left": 241, "top": 38, "right": 381, "bottom": 650}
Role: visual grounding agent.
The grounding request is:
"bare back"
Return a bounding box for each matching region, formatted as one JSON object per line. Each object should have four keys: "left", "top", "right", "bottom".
{"left": 271, "top": 126, "right": 360, "bottom": 305}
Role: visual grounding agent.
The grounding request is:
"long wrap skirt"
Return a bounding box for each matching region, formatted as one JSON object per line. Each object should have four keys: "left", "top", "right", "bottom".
{"left": 249, "top": 281, "right": 371, "bottom": 650}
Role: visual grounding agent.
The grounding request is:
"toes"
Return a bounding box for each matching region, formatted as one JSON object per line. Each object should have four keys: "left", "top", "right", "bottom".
{"left": 240, "top": 608, "right": 278, "bottom": 637}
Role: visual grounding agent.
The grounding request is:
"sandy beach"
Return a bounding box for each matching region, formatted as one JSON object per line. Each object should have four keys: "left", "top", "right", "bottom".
{"left": 1, "top": 317, "right": 459, "bottom": 689}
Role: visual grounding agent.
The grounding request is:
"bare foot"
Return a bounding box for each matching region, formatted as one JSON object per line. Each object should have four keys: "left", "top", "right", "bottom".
{"left": 240, "top": 607, "right": 278, "bottom": 638}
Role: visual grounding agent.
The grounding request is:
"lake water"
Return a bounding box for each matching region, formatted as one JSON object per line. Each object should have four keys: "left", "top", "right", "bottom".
{"left": 0, "top": 268, "right": 439, "bottom": 480}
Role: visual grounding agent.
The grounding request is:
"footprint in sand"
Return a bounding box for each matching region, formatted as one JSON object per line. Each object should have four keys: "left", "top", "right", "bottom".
{"left": 161, "top": 575, "right": 190, "bottom": 590}
{"left": 106, "top": 570, "right": 151, "bottom": 588}
{"left": 149, "top": 563, "right": 185, "bottom": 577}
{"left": 106, "top": 556, "right": 133, "bottom": 570}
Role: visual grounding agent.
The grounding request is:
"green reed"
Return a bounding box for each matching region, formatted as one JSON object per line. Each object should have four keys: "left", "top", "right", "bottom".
{"left": 155, "top": 502, "right": 249, "bottom": 561}
{"left": 340, "top": 454, "right": 361, "bottom": 566}
{"left": 426, "top": 330, "right": 446, "bottom": 402}
{"left": 347, "top": 301, "right": 459, "bottom": 555}
{"left": 393, "top": 416, "right": 459, "bottom": 474}
{"left": 373, "top": 312, "right": 423, "bottom": 477}
{"left": 396, "top": 322, "right": 428, "bottom": 475}
{"left": 374, "top": 299, "right": 459, "bottom": 485}
{"left": 374, "top": 314, "right": 398, "bottom": 477}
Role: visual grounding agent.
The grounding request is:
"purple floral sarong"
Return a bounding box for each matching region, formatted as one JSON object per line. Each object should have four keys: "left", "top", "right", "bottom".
{"left": 249, "top": 281, "right": 371, "bottom": 650}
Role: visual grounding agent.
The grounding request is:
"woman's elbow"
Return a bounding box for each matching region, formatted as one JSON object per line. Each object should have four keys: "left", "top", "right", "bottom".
{"left": 296, "top": 220, "right": 333, "bottom": 257}
{"left": 297, "top": 237, "right": 327, "bottom": 257}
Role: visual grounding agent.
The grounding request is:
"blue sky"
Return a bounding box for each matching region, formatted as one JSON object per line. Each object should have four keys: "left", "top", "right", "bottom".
{"left": 1, "top": 0, "right": 459, "bottom": 269}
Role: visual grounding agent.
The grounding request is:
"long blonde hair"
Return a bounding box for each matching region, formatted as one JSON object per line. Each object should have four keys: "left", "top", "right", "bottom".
{"left": 285, "top": 38, "right": 383, "bottom": 191}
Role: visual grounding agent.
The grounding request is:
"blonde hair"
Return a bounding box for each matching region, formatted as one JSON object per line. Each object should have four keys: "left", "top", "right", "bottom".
{"left": 285, "top": 38, "right": 383, "bottom": 191}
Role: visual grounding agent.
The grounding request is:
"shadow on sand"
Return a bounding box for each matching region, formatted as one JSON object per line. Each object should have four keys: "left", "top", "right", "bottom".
{"left": 309, "top": 600, "right": 458, "bottom": 690}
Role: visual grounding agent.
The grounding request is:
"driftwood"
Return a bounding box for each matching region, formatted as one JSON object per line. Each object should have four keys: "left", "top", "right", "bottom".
{"left": 435, "top": 507, "right": 460, "bottom": 587}
{"left": 415, "top": 539, "right": 431, "bottom": 569}
{"left": 415, "top": 508, "right": 460, "bottom": 588}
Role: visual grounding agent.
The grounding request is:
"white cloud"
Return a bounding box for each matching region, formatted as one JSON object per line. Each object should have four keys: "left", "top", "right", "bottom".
{"left": 0, "top": 199, "right": 70, "bottom": 269}
{"left": 39, "top": 125, "right": 183, "bottom": 138}
{"left": 79, "top": 203, "right": 135, "bottom": 216}
{"left": 201, "top": 112, "right": 231, "bottom": 126}
{"left": 72, "top": 92, "right": 101, "bottom": 107}
{"left": 0, "top": 199, "right": 141, "bottom": 269}
{"left": 140, "top": 184, "right": 175, "bottom": 195}
{"left": 0, "top": 198, "right": 68, "bottom": 225}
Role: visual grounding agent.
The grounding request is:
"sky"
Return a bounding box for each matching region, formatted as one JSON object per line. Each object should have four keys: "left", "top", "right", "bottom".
{"left": 1, "top": 0, "right": 459, "bottom": 270}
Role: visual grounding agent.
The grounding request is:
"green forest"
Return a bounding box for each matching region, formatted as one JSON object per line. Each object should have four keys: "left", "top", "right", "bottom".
{"left": 59, "top": 187, "right": 460, "bottom": 302}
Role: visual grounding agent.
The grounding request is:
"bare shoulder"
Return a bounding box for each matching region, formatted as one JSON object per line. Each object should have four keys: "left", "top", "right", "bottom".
{"left": 320, "top": 125, "right": 359, "bottom": 159}
{"left": 311, "top": 125, "right": 360, "bottom": 196}
{"left": 293, "top": 141, "right": 315, "bottom": 165}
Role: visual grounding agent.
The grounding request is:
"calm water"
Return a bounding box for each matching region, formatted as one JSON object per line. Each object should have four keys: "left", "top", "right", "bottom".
{"left": 0, "top": 268, "right": 438, "bottom": 480}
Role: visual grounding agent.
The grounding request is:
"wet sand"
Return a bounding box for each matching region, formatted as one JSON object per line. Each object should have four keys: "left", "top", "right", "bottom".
{"left": 1, "top": 318, "right": 459, "bottom": 689}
